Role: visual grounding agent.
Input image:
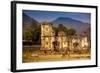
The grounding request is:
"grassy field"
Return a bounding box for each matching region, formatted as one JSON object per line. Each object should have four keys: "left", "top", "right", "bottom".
{"left": 22, "top": 48, "right": 91, "bottom": 63}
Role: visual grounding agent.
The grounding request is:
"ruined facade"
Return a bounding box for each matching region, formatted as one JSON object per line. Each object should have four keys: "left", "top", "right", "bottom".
{"left": 41, "top": 22, "right": 89, "bottom": 51}
{"left": 41, "top": 22, "right": 55, "bottom": 51}
{"left": 57, "top": 31, "right": 68, "bottom": 50}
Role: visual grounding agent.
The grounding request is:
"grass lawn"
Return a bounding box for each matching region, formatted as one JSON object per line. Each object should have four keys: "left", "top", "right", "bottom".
{"left": 22, "top": 48, "right": 91, "bottom": 63}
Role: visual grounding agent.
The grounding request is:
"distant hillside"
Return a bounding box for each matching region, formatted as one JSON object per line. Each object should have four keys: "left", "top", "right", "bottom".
{"left": 51, "top": 17, "right": 90, "bottom": 34}
{"left": 23, "top": 13, "right": 41, "bottom": 44}
{"left": 23, "top": 14, "right": 90, "bottom": 34}
{"left": 23, "top": 13, "right": 39, "bottom": 30}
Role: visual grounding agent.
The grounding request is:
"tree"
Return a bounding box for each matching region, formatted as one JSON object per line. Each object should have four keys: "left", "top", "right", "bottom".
{"left": 32, "top": 25, "right": 41, "bottom": 44}
{"left": 67, "top": 28, "right": 76, "bottom": 36}
{"left": 58, "top": 24, "right": 68, "bottom": 35}
{"left": 53, "top": 26, "right": 58, "bottom": 36}
{"left": 23, "top": 28, "right": 33, "bottom": 41}
{"left": 23, "top": 23, "right": 41, "bottom": 44}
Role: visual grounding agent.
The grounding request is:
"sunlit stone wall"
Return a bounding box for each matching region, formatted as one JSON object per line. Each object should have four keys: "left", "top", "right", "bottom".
{"left": 41, "top": 22, "right": 55, "bottom": 50}
{"left": 81, "top": 37, "right": 89, "bottom": 50}
{"left": 57, "top": 31, "right": 68, "bottom": 50}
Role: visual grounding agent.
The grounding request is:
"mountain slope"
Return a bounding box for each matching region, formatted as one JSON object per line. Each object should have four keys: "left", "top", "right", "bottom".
{"left": 51, "top": 17, "right": 90, "bottom": 33}
{"left": 23, "top": 13, "right": 39, "bottom": 30}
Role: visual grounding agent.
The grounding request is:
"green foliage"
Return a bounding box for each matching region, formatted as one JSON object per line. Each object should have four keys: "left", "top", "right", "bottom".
{"left": 67, "top": 28, "right": 76, "bottom": 36}
{"left": 32, "top": 25, "right": 41, "bottom": 44}
{"left": 23, "top": 23, "right": 41, "bottom": 44}
{"left": 58, "top": 24, "right": 68, "bottom": 33}
{"left": 53, "top": 24, "right": 76, "bottom": 36}
{"left": 58, "top": 24, "right": 65, "bottom": 30}
{"left": 53, "top": 26, "right": 58, "bottom": 36}
{"left": 23, "top": 29, "right": 33, "bottom": 41}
